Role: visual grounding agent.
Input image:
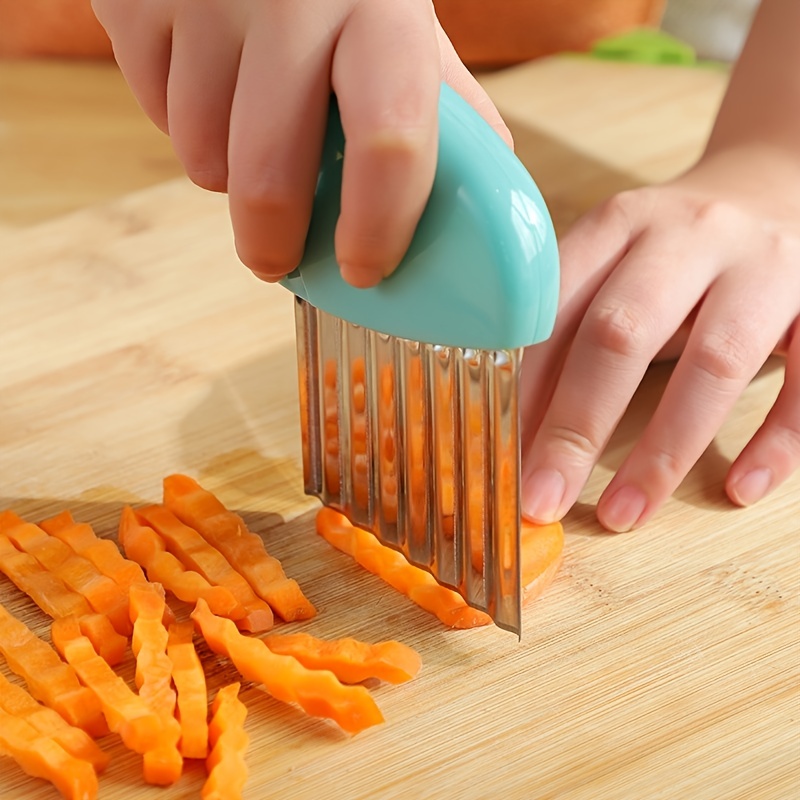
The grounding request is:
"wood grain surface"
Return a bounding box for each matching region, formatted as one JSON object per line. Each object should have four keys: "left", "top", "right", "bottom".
{"left": 0, "top": 57, "right": 797, "bottom": 800}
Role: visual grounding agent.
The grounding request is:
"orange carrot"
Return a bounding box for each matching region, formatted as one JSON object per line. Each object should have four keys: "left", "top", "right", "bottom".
{"left": 0, "top": 706, "right": 98, "bottom": 800}
{"left": 118, "top": 506, "right": 242, "bottom": 619}
{"left": 135, "top": 504, "right": 274, "bottom": 633}
{"left": 315, "top": 508, "right": 493, "bottom": 628}
{"left": 191, "top": 599, "right": 384, "bottom": 735}
{"left": 262, "top": 633, "right": 422, "bottom": 685}
{"left": 0, "top": 511, "right": 131, "bottom": 636}
{"left": 0, "top": 670, "right": 110, "bottom": 773}
{"left": 77, "top": 613, "right": 128, "bottom": 667}
{"left": 521, "top": 521, "right": 564, "bottom": 601}
{"left": 162, "top": 476, "right": 316, "bottom": 622}
{"left": 167, "top": 621, "right": 209, "bottom": 760}
{"left": 0, "top": 602, "right": 107, "bottom": 737}
{"left": 128, "top": 582, "right": 183, "bottom": 785}
{"left": 201, "top": 682, "right": 248, "bottom": 800}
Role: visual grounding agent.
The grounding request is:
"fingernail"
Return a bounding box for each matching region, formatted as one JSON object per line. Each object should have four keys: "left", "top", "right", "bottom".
{"left": 601, "top": 486, "right": 647, "bottom": 532}
{"left": 730, "top": 467, "right": 773, "bottom": 506}
{"left": 522, "top": 468, "right": 566, "bottom": 522}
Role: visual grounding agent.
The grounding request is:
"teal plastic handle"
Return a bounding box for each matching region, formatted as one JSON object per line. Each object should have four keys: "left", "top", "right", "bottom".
{"left": 281, "top": 83, "right": 559, "bottom": 350}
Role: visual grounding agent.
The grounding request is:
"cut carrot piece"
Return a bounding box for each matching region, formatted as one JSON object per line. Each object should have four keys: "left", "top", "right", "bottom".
{"left": 0, "top": 670, "right": 110, "bottom": 773}
{"left": 162, "top": 475, "right": 316, "bottom": 622}
{"left": 135, "top": 504, "right": 273, "bottom": 633}
{"left": 128, "top": 582, "right": 183, "bottom": 785}
{"left": 0, "top": 602, "right": 107, "bottom": 737}
{"left": 315, "top": 508, "right": 492, "bottom": 628}
{"left": 118, "top": 506, "right": 242, "bottom": 620}
{"left": 0, "top": 531, "right": 94, "bottom": 619}
{"left": 77, "top": 613, "right": 128, "bottom": 667}
{"left": 167, "top": 621, "right": 209, "bottom": 760}
{"left": 191, "top": 599, "right": 384, "bottom": 735}
{"left": 521, "top": 521, "right": 564, "bottom": 601}
{"left": 202, "top": 682, "right": 248, "bottom": 800}
{"left": 0, "top": 511, "right": 131, "bottom": 637}
{"left": 0, "top": 706, "right": 98, "bottom": 800}
{"left": 262, "top": 633, "right": 421, "bottom": 685}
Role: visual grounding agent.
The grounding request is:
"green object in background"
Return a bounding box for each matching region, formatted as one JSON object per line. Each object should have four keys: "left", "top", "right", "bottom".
{"left": 590, "top": 27, "right": 697, "bottom": 66}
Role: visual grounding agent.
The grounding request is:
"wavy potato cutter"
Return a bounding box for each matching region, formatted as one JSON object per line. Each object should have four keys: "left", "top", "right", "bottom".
{"left": 281, "top": 85, "right": 559, "bottom": 635}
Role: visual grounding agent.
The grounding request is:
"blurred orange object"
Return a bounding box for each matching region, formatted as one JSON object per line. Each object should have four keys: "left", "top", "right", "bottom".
{"left": 434, "top": 0, "right": 667, "bottom": 68}
{"left": 0, "top": 0, "right": 112, "bottom": 58}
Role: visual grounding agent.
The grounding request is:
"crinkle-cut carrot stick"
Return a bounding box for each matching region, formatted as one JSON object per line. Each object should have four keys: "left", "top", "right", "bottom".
{"left": 191, "top": 599, "right": 384, "bottom": 735}
{"left": 0, "top": 670, "right": 110, "bottom": 773}
{"left": 0, "top": 602, "right": 107, "bottom": 737}
{"left": 0, "top": 532, "right": 94, "bottom": 619}
{"left": 0, "top": 706, "right": 99, "bottom": 800}
{"left": 162, "top": 476, "right": 316, "bottom": 623}
{"left": 76, "top": 613, "right": 128, "bottom": 667}
{"left": 201, "top": 682, "right": 248, "bottom": 800}
{"left": 41, "top": 510, "right": 147, "bottom": 591}
{"left": 118, "top": 506, "right": 241, "bottom": 620}
{"left": 315, "top": 508, "right": 492, "bottom": 629}
{"left": 262, "top": 633, "right": 421, "bottom": 685}
{"left": 128, "top": 581, "right": 183, "bottom": 785}
{"left": 51, "top": 620, "right": 161, "bottom": 755}
{"left": 0, "top": 511, "right": 131, "bottom": 637}
{"left": 135, "top": 504, "right": 274, "bottom": 633}
{"left": 167, "top": 621, "right": 209, "bottom": 760}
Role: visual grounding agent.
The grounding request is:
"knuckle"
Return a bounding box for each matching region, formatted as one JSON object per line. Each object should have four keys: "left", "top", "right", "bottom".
{"left": 690, "top": 198, "right": 745, "bottom": 231}
{"left": 584, "top": 302, "right": 653, "bottom": 359}
{"left": 547, "top": 424, "right": 603, "bottom": 464}
{"left": 692, "top": 325, "right": 755, "bottom": 382}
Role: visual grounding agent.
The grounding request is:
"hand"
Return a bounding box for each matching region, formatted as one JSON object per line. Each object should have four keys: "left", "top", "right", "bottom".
{"left": 92, "top": 0, "right": 510, "bottom": 288}
{"left": 519, "top": 145, "right": 800, "bottom": 531}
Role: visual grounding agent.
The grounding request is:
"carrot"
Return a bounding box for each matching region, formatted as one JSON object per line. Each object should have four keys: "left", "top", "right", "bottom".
{"left": 128, "top": 581, "right": 183, "bottom": 785}
{"left": 315, "top": 507, "right": 493, "bottom": 628}
{"left": 0, "top": 531, "right": 94, "bottom": 620}
{"left": 0, "top": 670, "right": 110, "bottom": 773}
{"left": 118, "top": 506, "right": 242, "bottom": 619}
{"left": 75, "top": 612, "right": 128, "bottom": 667}
{"left": 521, "top": 521, "right": 564, "bottom": 601}
{"left": 167, "top": 620, "right": 209, "bottom": 760}
{"left": 322, "top": 357, "right": 342, "bottom": 492}
{"left": 191, "top": 599, "right": 384, "bottom": 735}
{"left": 262, "top": 633, "right": 422, "bottom": 685}
{"left": 0, "top": 511, "right": 131, "bottom": 637}
{"left": 0, "top": 602, "right": 107, "bottom": 737}
{"left": 135, "top": 504, "right": 274, "bottom": 633}
{"left": 201, "top": 682, "right": 248, "bottom": 800}
{"left": 0, "top": 706, "right": 98, "bottom": 800}
{"left": 162, "top": 476, "right": 316, "bottom": 622}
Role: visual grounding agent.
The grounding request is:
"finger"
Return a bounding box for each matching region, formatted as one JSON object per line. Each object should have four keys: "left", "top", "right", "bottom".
{"left": 166, "top": 0, "right": 243, "bottom": 192}
{"left": 331, "top": 0, "right": 440, "bottom": 287}
{"left": 598, "top": 263, "right": 800, "bottom": 532}
{"left": 726, "top": 323, "right": 800, "bottom": 506}
{"left": 92, "top": 0, "right": 172, "bottom": 133}
{"left": 226, "top": 6, "right": 335, "bottom": 280}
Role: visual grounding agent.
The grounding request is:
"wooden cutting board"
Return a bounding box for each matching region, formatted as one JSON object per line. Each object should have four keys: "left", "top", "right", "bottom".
{"left": 0, "top": 58, "right": 797, "bottom": 800}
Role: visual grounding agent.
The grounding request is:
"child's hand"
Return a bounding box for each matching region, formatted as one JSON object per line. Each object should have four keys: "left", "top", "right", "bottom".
{"left": 92, "top": 0, "right": 509, "bottom": 288}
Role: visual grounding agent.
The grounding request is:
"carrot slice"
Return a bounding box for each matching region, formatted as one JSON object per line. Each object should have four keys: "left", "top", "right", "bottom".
{"left": 135, "top": 504, "right": 273, "bottom": 633}
{"left": 128, "top": 582, "right": 183, "bottom": 785}
{"left": 0, "top": 706, "right": 98, "bottom": 800}
{"left": 0, "top": 511, "right": 131, "bottom": 637}
{"left": 75, "top": 613, "right": 128, "bottom": 667}
{"left": 119, "top": 506, "right": 242, "bottom": 619}
{"left": 262, "top": 633, "right": 421, "bottom": 685}
{"left": 521, "top": 521, "right": 564, "bottom": 601}
{"left": 0, "top": 602, "right": 107, "bottom": 737}
{"left": 315, "top": 508, "right": 492, "bottom": 628}
{"left": 191, "top": 599, "right": 384, "bottom": 735}
{"left": 167, "top": 620, "right": 209, "bottom": 760}
{"left": 201, "top": 682, "right": 248, "bottom": 800}
{"left": 162, "top": 475, "right": 316, "bottom": 622}
{"left": 0, "top": 670, "right": 110, "bottom": 773}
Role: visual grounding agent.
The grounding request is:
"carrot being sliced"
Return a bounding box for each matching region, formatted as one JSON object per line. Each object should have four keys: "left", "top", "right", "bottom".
{"left": 521, "top": 521, "right": 564, "bottom": 601}
{"left": 191, "top": 599, "right": 384, "bottom": 735}
{"left": 135, "top": 504, "right": 273, "bottom": 633}
{"left": 118, "top": 506, "right": 242, "bottom": 620}
{"left": 167, "top": 621, "right": 209, "bottom": 760}
{"left": 201, "top": 682, "right": 248, "bottom": 800}
{"left": 162, "top": 475, "right": 316, "bottom": 622}
{"left": 262, "top": 633, "right": 422, "bottom": 685}
{"left": 315, "top": 508, "right": 492, "bottom": 629}
{"left": 0, "top": 511, "right": 131, "bottom": 637}
{"left": 0, "top": 602, "right": 107, "bottom": 737}
{"left": 0, "top": 706, "right": 98, "bottom": 800}
{"left": 0, "top": 670, "right": 110, "bottom": 773}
